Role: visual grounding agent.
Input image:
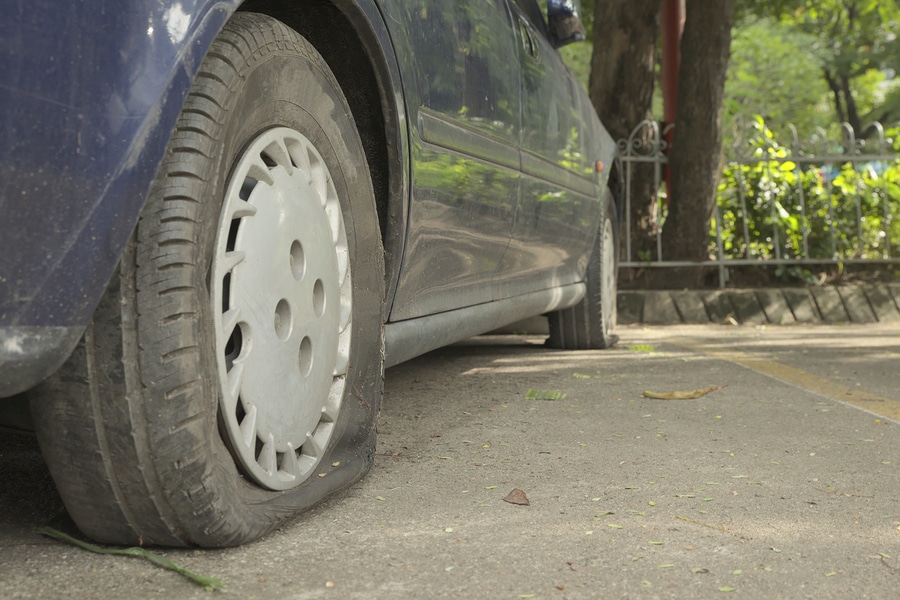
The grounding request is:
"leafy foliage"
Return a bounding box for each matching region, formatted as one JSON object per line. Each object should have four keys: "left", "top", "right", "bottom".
{"left": 737, "top": 0, "right": 900, "bottom": 132}
{"left": 724, "top": 18, "right": 831, "bottom": 143}
{"left": 715, "top": 117, "right": 900, "bottom": 273}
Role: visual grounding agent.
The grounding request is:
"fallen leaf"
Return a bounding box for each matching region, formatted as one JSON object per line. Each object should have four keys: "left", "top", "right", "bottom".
{"left": 629, "top": 344, "right": 656, "bottom": 353}
{"left": 642, "top": 386, "right": 724, "bottom": 400}
{"left": 503, "top": 488, "right": 530, "bottom": 506}
{"left": 36, "top": 527, "right": 223, "bottom": 591}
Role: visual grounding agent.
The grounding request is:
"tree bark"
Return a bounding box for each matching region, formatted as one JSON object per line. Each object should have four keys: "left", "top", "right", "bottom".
{"left": 824, "top": 69, "right": 847, "bottom": 125}
{"left": 840, "top": 73, "right": 862, "bottom": 138}
{"left": 588, "top": 0, "right": 661, "bottom": 267}
{"left": 660, "top": 0, "right": 735, "bottom": 281}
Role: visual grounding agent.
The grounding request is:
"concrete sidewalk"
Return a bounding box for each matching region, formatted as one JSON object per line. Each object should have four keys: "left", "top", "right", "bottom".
{"left": 618, "top": 284, "right": 900, "bottom": 326}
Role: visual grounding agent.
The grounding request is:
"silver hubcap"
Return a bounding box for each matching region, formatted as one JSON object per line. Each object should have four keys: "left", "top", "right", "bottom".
{"left": 211, "top": 127, "right": 351, "bottom": 491}
{"left": 600, "top": 216, "right": 616, "bottom": 336}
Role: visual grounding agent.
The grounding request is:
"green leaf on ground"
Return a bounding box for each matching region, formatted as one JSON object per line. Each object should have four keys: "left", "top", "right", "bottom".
{"left": 629, "top": 344, "right": 656, "bottom": 353}
{"left": 36, "top": 526, "right": 224, "bottom": 591}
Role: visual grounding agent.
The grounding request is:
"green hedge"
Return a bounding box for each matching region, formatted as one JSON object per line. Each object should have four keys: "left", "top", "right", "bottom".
{"left": 714, "top": 119, "right": 900, "bottom": 268}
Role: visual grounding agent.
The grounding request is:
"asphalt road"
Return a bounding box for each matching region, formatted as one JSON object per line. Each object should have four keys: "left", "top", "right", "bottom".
{"left": 2, "top": 323, "right": 899, "bottom": 599}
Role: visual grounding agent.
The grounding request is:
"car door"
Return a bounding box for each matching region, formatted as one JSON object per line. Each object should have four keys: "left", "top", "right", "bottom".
{"left": 494, "top": 0, "right": 602, "bottom": 299}
{"left": 381, "top": 0, "right": 523, "bottom": 321}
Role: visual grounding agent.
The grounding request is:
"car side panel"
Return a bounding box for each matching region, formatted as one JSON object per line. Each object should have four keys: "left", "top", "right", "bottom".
{"left": 378, "top": 0, "right": 523, "bottom": 321}
{"left": 494, "top": 2, "right": 612, "bottom": 300}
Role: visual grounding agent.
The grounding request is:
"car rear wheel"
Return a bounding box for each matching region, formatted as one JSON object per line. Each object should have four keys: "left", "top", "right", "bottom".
{"left": 29, "top": 13, "right": 384, "bottom": 547}
{"left": 546, "top": 191, "right": 618, "bottom": 349}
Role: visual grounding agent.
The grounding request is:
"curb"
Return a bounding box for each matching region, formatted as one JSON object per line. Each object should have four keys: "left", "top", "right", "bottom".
{"left": 617, "top": 284, "right": 900, "bottom": 325}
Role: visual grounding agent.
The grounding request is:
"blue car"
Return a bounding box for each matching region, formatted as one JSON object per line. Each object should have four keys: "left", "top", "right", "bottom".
{"left": 0, "top": 0, "right": 619, "bottom": 546}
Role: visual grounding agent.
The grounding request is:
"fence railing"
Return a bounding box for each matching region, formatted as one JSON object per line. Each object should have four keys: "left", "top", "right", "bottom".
{"left": 618, "top": 119, "right": 900, "bottom": 287}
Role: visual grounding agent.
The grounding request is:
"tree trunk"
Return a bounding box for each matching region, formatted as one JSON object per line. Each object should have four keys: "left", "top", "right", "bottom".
{"left": 660, "top": 0, "right": 735, "bottom": 284}
{"left": 840, "top": 73, "right": 862, "bottom": 138}
{"left": 588, "top": 0, "right": 661, "bottom": 268}
{"left": 824, "top": 69, "right": 847, "bottom": 125}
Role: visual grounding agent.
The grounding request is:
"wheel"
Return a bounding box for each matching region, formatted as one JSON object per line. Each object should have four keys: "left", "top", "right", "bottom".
{"left": 546, "top": 190, "right": 618, "bottom": 349}
{"left": 29, "top": 13, "right": 384, "bottom": 547}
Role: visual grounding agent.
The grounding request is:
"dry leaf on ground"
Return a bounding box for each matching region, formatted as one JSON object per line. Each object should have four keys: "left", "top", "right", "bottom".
{"left": 503, "top": 488, "right": 530, "bottom": 506}
{"left": 642, "top": 386, "right": 724, "bottom": 400}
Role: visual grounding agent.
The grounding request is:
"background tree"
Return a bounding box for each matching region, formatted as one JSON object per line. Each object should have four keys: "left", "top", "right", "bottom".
{"left": 661, "top": 0, "right": 736, "bottom": 273}
{"left": 724, "top": 18, "right": 831, "bottom": 145}
{"left": 573, "top": 0, "right": 897, "bottom": 287}
{"left": 587, "top": 0, "right": 661, "bottom": 265}
{"left": 739, "top": 0, "right": 900, "bottom": 138}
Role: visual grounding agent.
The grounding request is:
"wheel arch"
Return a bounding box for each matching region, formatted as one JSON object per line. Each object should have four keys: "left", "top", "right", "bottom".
{"left": 237, "top": 0, "right": 409, "bottom": 319}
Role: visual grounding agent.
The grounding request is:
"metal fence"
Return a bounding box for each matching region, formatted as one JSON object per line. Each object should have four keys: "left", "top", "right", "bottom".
{"left": 618, "top": 119, "right": 900, "bottom": 287}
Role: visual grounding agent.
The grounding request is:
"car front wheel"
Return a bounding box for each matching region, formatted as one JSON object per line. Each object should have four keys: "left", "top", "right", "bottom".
{"left": 30, "top": 13, "right": 384, "bottom": 547}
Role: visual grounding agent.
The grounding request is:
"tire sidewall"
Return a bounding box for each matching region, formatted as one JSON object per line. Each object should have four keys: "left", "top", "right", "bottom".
{"left": 598, "top": 194, "right": 618, "bottom": 342}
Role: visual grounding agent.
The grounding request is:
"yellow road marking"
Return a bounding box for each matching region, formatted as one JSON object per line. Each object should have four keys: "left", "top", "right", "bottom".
{"left": 671, "top": 339, "right": 900, "bottom": 422}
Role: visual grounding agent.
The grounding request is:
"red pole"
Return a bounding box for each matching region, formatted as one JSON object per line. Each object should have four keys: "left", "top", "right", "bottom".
{"left": 661, "top": 0, "right": 684, "bottom": 205}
